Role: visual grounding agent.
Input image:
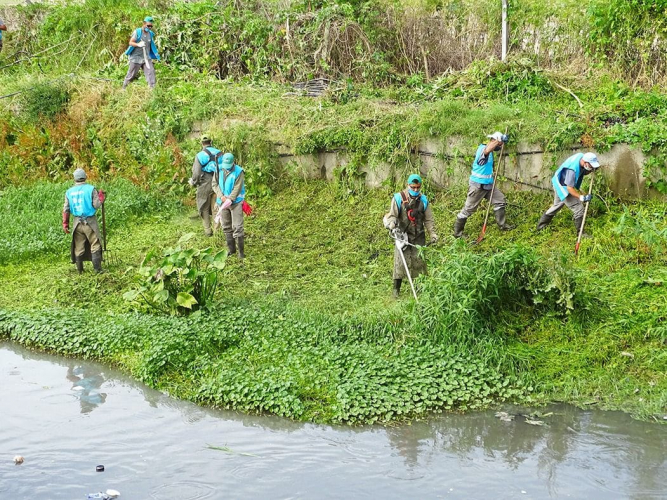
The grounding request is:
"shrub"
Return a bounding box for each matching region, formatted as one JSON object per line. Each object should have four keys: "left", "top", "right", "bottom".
{"left": 123, "top": 233, "right": 227, "bottom": 316}
{"left": 18, "top": 81, "right": 70, "bottom": 122}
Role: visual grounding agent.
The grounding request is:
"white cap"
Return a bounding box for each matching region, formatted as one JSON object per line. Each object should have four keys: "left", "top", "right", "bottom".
{"left": 582, "top": 152, "right": 600, "bottom": 169}
{"left": 487, "top": 131, "right": 508, "bottom": 143}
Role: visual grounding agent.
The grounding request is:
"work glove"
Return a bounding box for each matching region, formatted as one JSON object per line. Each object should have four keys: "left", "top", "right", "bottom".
{"left": 220, "top": 199, "right": 232, "bottom": 210}
{"left": 382, "top": 213, "right": 396, "bottom": 230}
{"left": 429, "top": 234, "right": 439, "bottom": 245}
{"left": 98, "top": 189, "right": 106, "bottom": 204}
{"left": 579, "top": 194, "right": 592, "bottom": 202}
{"left": 62, "top": 212, "right": 70, "bottom": 234}
{"left": 188, "top": 178, "right": 196, "bottom": 187}
{"left": 137, "top": 41, "right": 146, "bottom": 48}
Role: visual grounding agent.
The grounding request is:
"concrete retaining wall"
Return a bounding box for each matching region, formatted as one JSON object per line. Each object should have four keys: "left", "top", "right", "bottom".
{"left": 278, "top": 140, "right": 660, "bottom": 200}
{"left": 189, "top": 120, "right": 662, "bottom": 200}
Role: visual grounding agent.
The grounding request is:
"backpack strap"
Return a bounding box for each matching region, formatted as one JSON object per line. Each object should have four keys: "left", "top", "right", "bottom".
{"left": 202, "top": 147, "right": 216, "bottom": 166}
{"left": 393, "top": 192, "right": 404, "bottom": 214}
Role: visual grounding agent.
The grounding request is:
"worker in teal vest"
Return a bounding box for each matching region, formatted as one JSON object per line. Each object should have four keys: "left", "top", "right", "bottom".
{"left": 213, "top": 153, "right": 246, "bottom": 261}
{"left": 383, "top": 174, "right": 438, "bottom": 298}
{"left": 122, "top": 16, "right": 160, "bottom": 89}
{"left": 188, "top": 135, "right": 221, "bottom": 236}
{"left": 453, "top": 131, "right": 514, "bottom": 238}
{"left": 537, "top": 152, "right": 600, "bottom": 233}
{"left": 62, "top": 168, "right": 106, "bottom": 273}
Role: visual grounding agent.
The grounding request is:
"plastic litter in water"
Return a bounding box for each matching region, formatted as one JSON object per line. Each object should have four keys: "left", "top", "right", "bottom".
{"left": 86, "top": 491, "right": 119, "bottom": 500}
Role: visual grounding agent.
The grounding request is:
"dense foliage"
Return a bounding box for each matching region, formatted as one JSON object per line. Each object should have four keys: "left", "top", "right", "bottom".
{"left": 0, "top": 1, "right": 665, "bottom": 424}
{"left": 2, "top": 0, "right": 664, "bottom": 86}
{"left": 0, "top": 180, "right": 665, "bottom": 423}
{"left": 123, "top": 233, "right": 228, "bottom": 315}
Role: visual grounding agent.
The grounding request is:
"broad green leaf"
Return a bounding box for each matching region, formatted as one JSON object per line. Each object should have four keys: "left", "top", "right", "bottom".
{"left": 154, "top": 290, "right": 169, "bottom": 303}
{"left": 122, "top": 290, "right": 139, "bottom": 301}
{"left": 211, "top": 250, "right": 227, "bottom": 269}
{"left": 176, "top": 292, "right": 198, "bottom": 309}
{"left": 178, "top": 232, "right": 196, "bottom": 244}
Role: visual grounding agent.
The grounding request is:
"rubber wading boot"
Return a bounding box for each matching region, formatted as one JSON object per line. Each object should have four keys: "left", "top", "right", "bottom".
{"left": 574, "top": 216, "right": 591, "bottom": 238}
{"left": 236, "top": 236, "right": 245, "bottom": 262}
{"left": 392, "top": 279, "right": 402, "bottom": 298}
{"left": 494, "top": 207, "right": 515, "bottom": 231}
{"left": 453, "top": 217, "right": 467, "bottom": 238}
{"left": 536, "top": 213, "right": 554, "bottom": 231}
{"left": 75, "top": 256, "right": 84, "bottom": 274}
{"left": 202, "top": 210, "right": 213, "bottom": 237}
{"left": 225, "top": 234, "right": 236, "bottom": 255}
{"left": 91, "top": 250, "right": 104, "bottom": 273}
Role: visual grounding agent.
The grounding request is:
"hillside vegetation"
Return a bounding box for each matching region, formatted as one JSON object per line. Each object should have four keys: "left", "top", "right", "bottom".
{"left": 0, "top": 0, "right": 665, "bottom": 423}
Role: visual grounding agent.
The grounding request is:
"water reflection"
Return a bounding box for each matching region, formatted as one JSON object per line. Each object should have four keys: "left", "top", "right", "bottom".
{"left": 66, "top": 365, "right": 107, "bottom": 414}
{"left": 1, "top": 342, "right": 666, "bottom": 500}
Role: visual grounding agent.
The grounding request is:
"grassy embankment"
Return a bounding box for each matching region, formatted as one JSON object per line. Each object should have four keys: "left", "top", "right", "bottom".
{"left": 0, "top": 174, "right": 665, "bottom": 423}
{"left": 0, "top": 0, "right": 666, "bottom": 423}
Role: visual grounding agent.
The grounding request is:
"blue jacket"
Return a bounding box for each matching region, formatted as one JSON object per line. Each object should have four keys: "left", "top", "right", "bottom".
{"left": 469, "top": 144, "right": 494, "bottom": 185}
{"left": 197, "top": 147, "right": 222, "bottom": 174}
{"left": 124, "top": 28, "right": 160, "bottom": 60}
{"left": 217, "top": 165, "right": 246, "bottom": 204}
{"left": 66, "top": 184, "right": 96, "bottom": 217}
{"left": 552, "top": 153, "right": 584, "bottom": 201}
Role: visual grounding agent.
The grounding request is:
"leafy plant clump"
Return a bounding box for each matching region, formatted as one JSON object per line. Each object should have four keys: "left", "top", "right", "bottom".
{"left": 123, "top": 233, "right": 228, "bottom": 316}
{"left": 18, "top": 81, "right": 71, "bottom": 123}
{"left": 416, "top": 243, "right": 579, "bottom": 350}
{"left": 0, "top": 306, "right": 528, "bottom": 423}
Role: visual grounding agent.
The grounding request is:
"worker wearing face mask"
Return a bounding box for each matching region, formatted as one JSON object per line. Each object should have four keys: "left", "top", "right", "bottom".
{"left": 122, "top": 16, "right": 160, "bottom": 89}
{"left": 383, "top": 174, "right": 438, "bottom": 298}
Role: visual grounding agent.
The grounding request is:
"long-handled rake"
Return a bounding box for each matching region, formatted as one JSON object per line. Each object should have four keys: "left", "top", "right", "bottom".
{"left": 476, "top": 128, "right": 509, "bottom": 244}
{"left": 575, "top": 172, "right": 595, "bottom": 257}
{"left": 100, "top": 201, "right": 120, "bottom": 267}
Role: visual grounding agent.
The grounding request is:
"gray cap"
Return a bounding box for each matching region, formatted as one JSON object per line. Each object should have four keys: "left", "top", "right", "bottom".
{"left": 73, "top": 168, "right": 87, "bottom": 181}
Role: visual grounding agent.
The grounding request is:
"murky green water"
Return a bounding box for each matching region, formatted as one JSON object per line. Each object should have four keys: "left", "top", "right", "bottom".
{"left": 1, "top": 342, "right": 665, "bottom": 499}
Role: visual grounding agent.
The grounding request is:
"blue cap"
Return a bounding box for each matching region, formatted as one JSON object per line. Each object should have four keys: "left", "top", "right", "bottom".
{"left": 408, "top": 174, "right": 422, "bottom": 184}
{"left": 144, "top": 16, "right": 154, "bottom": 23}
{"left": 221, "top": 153, "right": 235, "bottom": 169}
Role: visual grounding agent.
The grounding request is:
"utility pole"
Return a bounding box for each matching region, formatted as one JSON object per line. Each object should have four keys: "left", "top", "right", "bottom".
{"left": 502, "top": 0, "right": 509, "bottom": 61}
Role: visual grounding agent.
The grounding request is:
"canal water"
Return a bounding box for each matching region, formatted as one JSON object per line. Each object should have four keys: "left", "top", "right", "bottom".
{"left": 1, "top": 342, "right": 665, "bottom": 499}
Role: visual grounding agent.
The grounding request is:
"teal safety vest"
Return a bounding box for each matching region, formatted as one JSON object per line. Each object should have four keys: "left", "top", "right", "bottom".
{"left": 393, "top": 192, "right": 428, "bottom": 213}
{"left": 197, "top": 147, "right": 222, "bottom": 174}
{"left": 124, "top": 28, "right": 160, "bottom": 60}
{"left": 552, "top": 153, "right": 584, "bottom": 201}
{"left": 66, "top": 184, "right": 96, "bottom": 217}
{"left": 216, "top": 165, "right": 246, "bottom": 204}
{"left": 469, "top": 144, "right": 494, "bottom": 184}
